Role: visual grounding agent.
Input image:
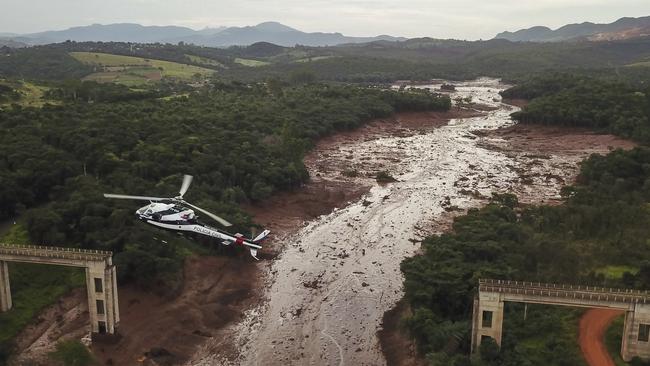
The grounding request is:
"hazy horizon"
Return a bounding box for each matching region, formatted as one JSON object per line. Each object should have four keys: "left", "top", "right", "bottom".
{"left": 2, "top": 0, "right": 650, "bottom": 40}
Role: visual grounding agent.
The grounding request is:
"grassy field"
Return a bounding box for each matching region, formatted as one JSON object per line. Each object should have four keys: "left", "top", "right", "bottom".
{"left": 596, "top": 265, "right": 639, "bottom": 280}
{"left": 185, "top": 54, "right": 225, "bottom": 68}
{"left": 70, "top": 52, "right": 216, "bottom": 85}
{"left": 0, "top": 80, "right": 57, "bottom": 108}
{"left": 234, "top": 58, "right": 270, "bottom": 67}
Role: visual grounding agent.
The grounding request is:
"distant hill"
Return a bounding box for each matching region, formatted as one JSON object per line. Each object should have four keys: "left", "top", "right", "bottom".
{"left": 5, "top": 22, "right": 405, "bottom": 47}
{"left": 179, "top": 22, "right": 405, "bottom": 47}
{"left": 0, "top": 38, "right": 27, "bottom": 48}
{"left": 14, "top": 23, "right": 201, "bottom": 44}
{"left": 495, "top": 16, "right": 650, "bottom": 42}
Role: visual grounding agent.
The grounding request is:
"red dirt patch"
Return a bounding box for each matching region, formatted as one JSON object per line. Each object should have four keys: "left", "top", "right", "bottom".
{"left": 91, "top": 255, "right": 261, "bottom": 366}
{"left": 579, "top": 309, "right": 623, "bottom": 366}
{"left": 481, "top": 124, "right": 636, "bottom": 155}
{"left": 378, "top": 300, "right": 426, "bottom": 366}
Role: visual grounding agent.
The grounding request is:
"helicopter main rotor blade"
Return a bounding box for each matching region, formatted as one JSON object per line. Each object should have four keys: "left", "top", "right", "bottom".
{"left": 104, "top": 194, "right": 167, "bottom": 201}
{"left": 179, "top": 174, "right": 193, "bottom": 198}
{"left": 183, "top": 201, "right": 233, "bottom": 227}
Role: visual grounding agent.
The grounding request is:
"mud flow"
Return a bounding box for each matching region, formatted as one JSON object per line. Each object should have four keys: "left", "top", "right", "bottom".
{"left": 189, "top": 78, "right": 632, "bottom": 366}
{"left": 11, "top": 79, "right": 630, "bottom": 366}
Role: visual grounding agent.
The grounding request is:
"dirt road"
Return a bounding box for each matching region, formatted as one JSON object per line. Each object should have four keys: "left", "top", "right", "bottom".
{"left": 579, "top": 309, "right": 623, "bottom": 366}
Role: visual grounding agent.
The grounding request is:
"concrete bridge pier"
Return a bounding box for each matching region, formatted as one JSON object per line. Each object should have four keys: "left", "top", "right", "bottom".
{"left": 622, "top": 304, "right": 650, "bottom": 361}
{"left": 471, "top": 291, "right": 504, "bottom": 352}
{"left": 0, "top": 244, "right": 119, "bottom": 335}
{"left": 472, "top": 279, "right": 650, "bottom": 362}
{"left": 0, "top": 261, "right": 10, "bottom": 311}
{"left": 85, "top": 262, "right": 120, "bottom": 334}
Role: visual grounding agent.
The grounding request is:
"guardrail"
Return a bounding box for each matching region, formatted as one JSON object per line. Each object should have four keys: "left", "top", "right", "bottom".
{"left": 480, "top": 278, "right": 650, "bottom": 304}
{"left": 0, "top": 243, "right": 112, "bottom": 262}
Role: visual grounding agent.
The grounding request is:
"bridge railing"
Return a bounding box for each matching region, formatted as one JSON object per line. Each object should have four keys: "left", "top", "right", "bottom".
{"left": 480, "top": 278, "right": 650, "bottom": 304}
{"left": 0, "top": 243, "right": 112, "bottom": 262}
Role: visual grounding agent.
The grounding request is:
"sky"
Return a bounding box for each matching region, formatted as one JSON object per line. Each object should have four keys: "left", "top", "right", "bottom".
{"left": 1, "top": 0, "right": 649, "bottom": 40}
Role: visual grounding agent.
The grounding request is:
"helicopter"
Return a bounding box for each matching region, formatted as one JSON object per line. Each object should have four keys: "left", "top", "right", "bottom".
{"left": 104, "top": 175, "right": 270, "bottom": 260}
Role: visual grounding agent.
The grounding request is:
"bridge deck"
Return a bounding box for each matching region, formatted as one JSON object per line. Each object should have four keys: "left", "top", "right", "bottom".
{"left": 480, "top": 279, "right": 650, "bottom": 305}
{"left": 0, "top": 244, "right": 112, "bottom": 263}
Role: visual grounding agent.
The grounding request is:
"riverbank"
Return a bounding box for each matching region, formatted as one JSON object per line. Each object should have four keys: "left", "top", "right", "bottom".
{"left": 7, "top": 106, "right": 474, "bottom": 366}
{"left": 376, "top": 121, "right": 635, "bottom": 365}
{"left": 198, "top": 79, "right": 543, "bottom": 365}
{"left": 10, "top": 80, "right": 634, "bottom": 366}
{"left": 376, "top": 97, "right": 635, "bottom": 366}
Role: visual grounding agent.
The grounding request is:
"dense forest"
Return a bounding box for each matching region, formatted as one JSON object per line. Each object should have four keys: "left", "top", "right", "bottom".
{"left": 1, "top": 35, "right": 649, "bottom": 365}
{"left": 504, "top": 73, "right": 650, "bottom": 143}
{"left": 402, "top": 147, "right": 650, "bottom": 365}
{"left": 401, "top": 74, "right": 650, "bottom": 365}
{"left": 0, "top": 81, "right": 450, "bottom": 283}
{"left": 0, "top": 81, "right": 449, "bottom": 362}
{"left": 2, "top": 36, "right": 650, "bottom": 83}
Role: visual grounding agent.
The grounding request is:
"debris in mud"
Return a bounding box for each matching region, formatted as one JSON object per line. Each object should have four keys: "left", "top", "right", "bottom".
{"left": 342, "top": 169, "right": 360, "bottom": 177}
{"left": 545, "top": 173, "right": 565, "bottom": 183}
{"left": 193, "top": 330, "right": 212, "bottom": 337}
{"left": 145, "top": 347, "right": 174, "bottom": 361}
{"left": 459, "top": 189, "right": 486, "bottom": 199}
{"left": 291, "top": 307, "right": 303, "bottom": 317}
{"left": 303, "top": 279, "right": 321, "bottom": 289}
{"left": 376, "top": 171, "right": 398, "bottom": 183}
{"left": 445, "top": 205, "right": 463, "bottom": 212}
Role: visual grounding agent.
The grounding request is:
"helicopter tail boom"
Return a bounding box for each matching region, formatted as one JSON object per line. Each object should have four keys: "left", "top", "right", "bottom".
{"left": 252, "top": 229, "right": 271, "bottom": 243}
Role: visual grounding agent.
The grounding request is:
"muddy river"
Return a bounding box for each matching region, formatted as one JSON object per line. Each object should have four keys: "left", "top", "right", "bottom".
{"left": 7, "top": 78, "right": 635, "bottom": 366}
{"left": 188, "top": 78, "right": 611, "bottom": 366}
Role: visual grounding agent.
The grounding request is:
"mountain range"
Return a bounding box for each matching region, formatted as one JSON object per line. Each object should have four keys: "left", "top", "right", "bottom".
{"left": 0, "top": 22, "right": 405, "bottom": 47}
{"left": 495, "top": 16, "right": 650, "bottom": 42}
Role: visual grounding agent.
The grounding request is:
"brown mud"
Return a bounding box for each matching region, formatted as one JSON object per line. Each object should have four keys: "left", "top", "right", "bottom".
{"left": 244, "top": 108, "right": 482, "bottom": 239}
{"left": 7, "top": 102, "right": 472, "bottom": 366}
{"left": 377, "top": 122, "right": 634, "bottom": 366}
{"left": 9, "top": 256, "right": 261, "bottom": 366}
{"left": 203, "top": 79, "right": 564, "bottom": 366}
{"left": 378, "top": 300, "right": 425, "bottom": 366}
{"left": 9, "top": 80, "right": 634, "bottom": 366}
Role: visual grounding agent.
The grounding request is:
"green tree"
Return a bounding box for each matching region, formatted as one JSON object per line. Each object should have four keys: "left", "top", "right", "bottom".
{"left": 49, "top": 340, "right": 95, "bottom": 366}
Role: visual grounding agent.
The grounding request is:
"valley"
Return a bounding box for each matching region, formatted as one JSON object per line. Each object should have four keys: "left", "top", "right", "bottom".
{"left": 1, "top": 8, "right": 650, "bottom": 366}
{"left": 2, "top": 77, "right": 640, "bottom": 366}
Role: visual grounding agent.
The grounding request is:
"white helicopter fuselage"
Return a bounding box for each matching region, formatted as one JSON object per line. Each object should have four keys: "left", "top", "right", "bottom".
{"left": 104, "top": 175, "right": 269, "bottom": 260}
{"left": 135, "top": 202, "right": 265, "bottom": 259}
